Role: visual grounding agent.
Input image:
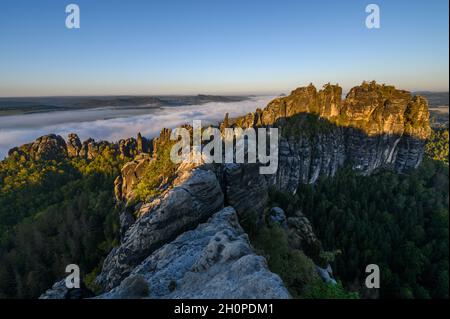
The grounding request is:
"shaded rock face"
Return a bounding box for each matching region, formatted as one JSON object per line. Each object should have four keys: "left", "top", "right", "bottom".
{"left": 99, "top": 275, "right": 149, "bottom": 299}
{"left": 220, "top": 163, "right": 268, "bottom": 221}
{"left": 266, "top": 128, "right": 346, "bottom": 193}
{"left": 266, "top": 207, "right": 322, "bottom": 264}
{"left": 39, "top": 279, "right": 94, "bottom": 299}
{"left": 118, "top": 208, "right": 136, "bottom": 240}
{"left": 98, "top": 207, "right": 291, "bottom": 299}
{"left": 96, "top": 167, "right": 224, "bottom": 291}
{"left": 269, "top": 207, "right": 287, "bottom": 228}
{"left": 316, "top": 265, "right": 337, "bottom": 285}
{"left": 286, "top": 210, "right": 322, "bottom": 261}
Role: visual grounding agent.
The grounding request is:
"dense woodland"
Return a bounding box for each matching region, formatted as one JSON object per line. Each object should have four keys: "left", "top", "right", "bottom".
{"left": 269, "top": 129, "right": 449, "bottom": 298}
{"left": 0, "top": 128, "right": 448, "bottom": 298}
{"left": 0, "top": 147, "right": 126, "bottom": 298}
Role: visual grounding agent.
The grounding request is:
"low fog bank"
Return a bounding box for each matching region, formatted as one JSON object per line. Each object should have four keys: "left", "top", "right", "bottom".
{"left": 0, "top": 96, "right": 275, "bottom": 159}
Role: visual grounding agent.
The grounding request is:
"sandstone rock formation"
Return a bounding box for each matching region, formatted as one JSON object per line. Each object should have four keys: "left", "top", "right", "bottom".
{"left": 8, "top": 134, "right": 68, "bottom": 160}
{"left": 7, "top": 132, "right": 152, "bottom": 162}
{"left": 96, "top": 166, "right": 224, "bottom": 291}
{"left": 221, "top": 163, "right": 268, "bottom": 220}
{"left": 98, "top": 207, "right": 291, "bottom": 299}
{"left": 39, "top": 279, "right": 94, "bottom": 299}
{"left": 36, "top": 82, "right": 432, "bottom": 299}
{"left": 286, "top": 210, "right": 322, "bottom": 261}
{"left": 67, "top": 133, "right": 82, "bottom": 157}
{"left": 223, "top": 81, "right": 431, "bottom": 193}
{"left": 114, "top": 154, "right": 152, "bottom": 202}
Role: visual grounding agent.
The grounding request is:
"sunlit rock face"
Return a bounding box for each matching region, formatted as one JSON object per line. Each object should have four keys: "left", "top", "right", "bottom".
{"left": 224, "top": 81, "right": 431, "bottom": 192}
{"left": 8, "top": 134, "right": 68, "bottom": 160}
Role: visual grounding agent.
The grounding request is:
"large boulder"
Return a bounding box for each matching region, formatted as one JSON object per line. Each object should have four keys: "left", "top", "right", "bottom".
{"left": 8, "top": 134, "right": 67, "bottom": 160}
{"left": 96, "top": 167, "right": 224, "bottom": 291}
{"left": 98, "top": 207, "right": 291, "bottom": 299}
{"left": 39, "top": 279, "right": 94, "bottom": 299}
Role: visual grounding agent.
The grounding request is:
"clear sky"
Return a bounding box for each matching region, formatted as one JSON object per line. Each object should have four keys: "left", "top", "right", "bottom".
{"left": 0, "top": 0, "right": 448, "bottom": 97}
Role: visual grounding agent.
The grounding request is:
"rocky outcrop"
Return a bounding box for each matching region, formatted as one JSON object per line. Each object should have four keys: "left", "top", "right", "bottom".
{"left": 220, "top": 163, "right": 268, "bottom": 221}
{"left": 137, "top": 132, "right": 152, "bottom": 154}
{"left": 118, "top": 138, "right": 137, "bottom": 159}
{"left": 113, "top": 128, "right": 178, "bottom": 203}
{"left": 286, "top": 210, "right": 322, "bottom": 260}
{"left": 96, "top": 166, "right": 224, "bottom": 291}
{"left": 67, "top": 133, "right": 82, "bottom": 157}
{"left": 223, "top": 81, "right": 431, "bottom": 193}
{"left": 98, "top": 207, "right": 291, "bottom": 299}
{"left": 8, "top": 134, "right": 68, "bottom": 160}
{"left": 114, "top": 154, "right": 152, "bottom": 202}
{"left": 266, "top": 128, "right": 346, "bottom": 193}
{"left": 79, "top": 138, "right": 108, "bottom": 159}
{"left": 7, "top": 132, "right": 153, "bottom": 162}
{"left": 267, "top": 206, "right": 323, "bottom": 264}
{"left": 230, "top": 81, "right": 430, "bottom": 138}
{"left": 269, "top": 207, "right": 287, "bottom": 228}
{"left": 39, "top": 279, "right": 94, "bottom": 299}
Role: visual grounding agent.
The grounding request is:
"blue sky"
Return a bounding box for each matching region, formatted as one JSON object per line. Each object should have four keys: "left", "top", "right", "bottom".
{"left": 0, "top": 0, "right": 448, "bottom": 96}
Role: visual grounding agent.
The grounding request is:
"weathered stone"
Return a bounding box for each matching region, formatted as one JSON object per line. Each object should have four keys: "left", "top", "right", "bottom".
{"left": 137, "top": 132, "right": 152, "bottom": 154}
{"left": 67, "top": 133, "right": 82, "bottom": 157}
{"left": 96, "top": 167, "right": 224, "bottom": 291}
{"left": 286, "top": 211, "right": 322, "bottom": 259}
{"left": 221, "top": 163, "right": 268, "bottom": 220}
{"left": 9, "top": 134, "right": 68, "bottom": 161}
{"left": 119, "top": 138, "right": 137, "bottom": 159}
{"left": 98, "top": 207, "right": 291, "bottom": 299}
{"left": 224, "top": 81, "right": 431, "bottom": 193}
{"left": 269, "top": 207, "right": 287, "bottom": 227}
{"left": 39, "top": 279, "right": 94, "bottom": 299}
{"left": 118, "top": 208, "right": 136, "bottom": 241}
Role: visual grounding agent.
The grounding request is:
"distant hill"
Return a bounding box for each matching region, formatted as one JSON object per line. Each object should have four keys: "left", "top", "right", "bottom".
{"left": 414, "top": 91, "right": 449, "bottom": 107}
{"left": 0, "top": 95, "right": 249, "bottom": 116}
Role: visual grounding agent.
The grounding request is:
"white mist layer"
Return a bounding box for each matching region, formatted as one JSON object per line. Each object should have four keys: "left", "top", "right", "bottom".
{"left": 0, "top": 96, "right": 275, "bottom": 159}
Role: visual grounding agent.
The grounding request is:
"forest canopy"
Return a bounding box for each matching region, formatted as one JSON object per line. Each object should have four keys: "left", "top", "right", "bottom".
{"left": 0, "top": 146, "right": 126, "bottom": 298}
{"left": 261, "top": 127, "right": 449, "bottom": 298}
